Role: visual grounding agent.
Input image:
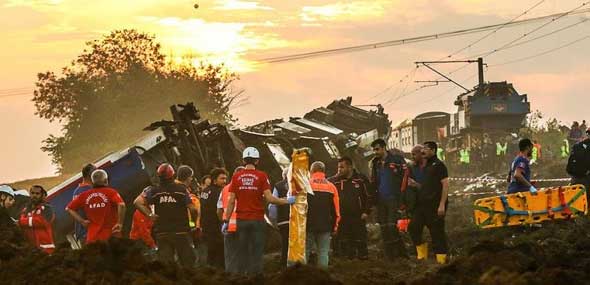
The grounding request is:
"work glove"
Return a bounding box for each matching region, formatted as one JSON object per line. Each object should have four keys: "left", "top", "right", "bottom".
{"left": 221, "top": 222, "right": 228, "bottom": 235}
{"left": 286, "top": 195, "right": 296, "bottom": 205}
{"left": 529, "top": 186, "right": 538, "bottom": 195}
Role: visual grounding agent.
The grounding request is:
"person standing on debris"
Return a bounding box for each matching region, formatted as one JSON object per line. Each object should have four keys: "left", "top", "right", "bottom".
{"left": 531, "top": 140, "right": 542, "bottom": 164}
{"left": 0, "top": 185, "right": 16, "bottom": 227}
{"left": 407, "top": 145, "right": 426, "bottom": 217}
{"left": 329, "top": 157, "right": 369, "bottom": 260}
{"left": 66, "top": 169, "right": 126, "bottom": 244}
{"left": 567, "top": 128, "right": 590, "bottom": 198}
{"left": 218, "top": 166, "right": 245, "bottom": 273}
{"left": 129, "top": 186, "right": 156, "bottom": 249}
{"left": 369, "top": 138, "right": 408, "bottom": 260}
{"left": 267, "top": 167, "right": 290, "bottom": 267}
{"left": 409, "top": 142, "right": 449, "bottom": 264}
{"left": 507, "top": 139, "right": 536, "bottom": 194}
{"left": 72, "top": 163, "right": 96, "bottom": 245}
{"left": 561, "top": 139, "right": 571, "bottom": 159}
{"left": 200, "top": 168, "right": 228, "bottom": 269}
{"left": 223, "top": 147, "right": 295, "bottom": 275}
{"left": 569, "top": 122, "right": 583, "bottom": 146}
{"left": 306, "top": 161, "right": 340, "bottom": 267}
{"left": 176, "top": 166, "right": 202, "bottom": 259}
{"left": 135, "top": 163, "right": 197, "bottom": 267}
{"left": 18, "top": 185, "right": 55, "bottom": 254}
{"left": 496, "top": 139, "right": 508, "bottom": 171}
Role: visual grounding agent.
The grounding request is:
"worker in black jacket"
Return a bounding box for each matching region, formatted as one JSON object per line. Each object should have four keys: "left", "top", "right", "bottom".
{"left": 330, "top": 156, "right": 370, "bottom": 260}
{"left": 268, "top": 168, "right": 290, "bottom": 267}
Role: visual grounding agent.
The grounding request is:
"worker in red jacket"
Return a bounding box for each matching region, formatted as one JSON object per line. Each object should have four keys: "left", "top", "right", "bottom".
{"left": 18, "top": 185, "right": 55, "bottom": 254}
{"left": 66, "top": 169, "right": 126, "bottom": 244}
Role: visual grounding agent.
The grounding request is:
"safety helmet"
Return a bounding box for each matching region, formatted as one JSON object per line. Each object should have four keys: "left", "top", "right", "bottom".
{"left": 157, "top": 163, "right": 176, "bottom": 179}
{"left": 242, "top": 147, "right": 260, "bottom": 159}
{"left": 0, "top": 185, "right": 15, "bottom": 198}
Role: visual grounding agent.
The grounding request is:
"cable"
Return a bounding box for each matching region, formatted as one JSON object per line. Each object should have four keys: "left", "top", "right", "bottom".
{"left": 256, "top": 8, "right": 590, "bottom": 64}
{"left": 444, "top": 0, "right": 546, "bottom": 60}
{"left": 469, "top": 1, "right": 590, "bottom": 60}
{"left": 490, "top": 35, "right": 590, "bottom": 67}
{"left": 464, "top": 17, "right": 590, "bottom": 59}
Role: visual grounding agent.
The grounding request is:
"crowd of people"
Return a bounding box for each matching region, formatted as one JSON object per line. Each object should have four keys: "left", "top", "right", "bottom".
{"left": 0, "top": 129, "right": 589, "bottom": 275}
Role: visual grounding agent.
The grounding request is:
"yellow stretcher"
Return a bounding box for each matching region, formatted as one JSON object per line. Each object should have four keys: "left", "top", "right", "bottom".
{"left": 287, "top": 148, "right": 311, "bottom": 265}
{"left": 473, "top": 185, "right": 588, "bottom": 229}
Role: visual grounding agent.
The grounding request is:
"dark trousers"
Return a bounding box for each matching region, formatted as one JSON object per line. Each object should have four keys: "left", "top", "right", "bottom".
{"left": 334, "top": 216, "right": 368, "bottom": 259}
{"left": 224, "top": 232, "right": 239, "bottom": 273}
{"left": 155, "top": 232, "right": 195, "bottom": 268}
{"left": 408, "top": 205, "right": 448, "bottom": 254}
{"left": 278, "top": 224, "right": 289, "bottom": 267}
{"left": 236, "top": 220, "right": 266, "bottom": 275}
{"left": 205, "top": 231, "right": 224, "bottom": 269}
{"left": 377, "top": 197, "right": 407, "bottom": 259}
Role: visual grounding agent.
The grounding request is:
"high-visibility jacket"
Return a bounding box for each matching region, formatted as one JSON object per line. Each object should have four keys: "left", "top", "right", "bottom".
{"left": 188, "top": 193, "right": 200, "bottom": 229}
{"left": 129, "top": 209, "right": 155, "bottom": 248}
{"left": 533, "top": 143, "right": 542, "bottom": 159}
{"left": 18, "top": 203, "right": 55, "bottom": 254}
{"left": 561, "top": 140, "right": 570, "bottom": 158}
{"left": 496, "top": 142, "right": 507, "bottom": 156}
{"left": 220, "top": 184, "right": 237, "bottom": 233}
{"left": 459, "top": 149, "right": 470, "bottom": 164}
{"left": 437, "top": 148, "right": 446, "bottom": 161}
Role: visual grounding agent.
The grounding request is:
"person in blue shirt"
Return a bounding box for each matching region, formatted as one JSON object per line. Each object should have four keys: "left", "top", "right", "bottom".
{"left": 369, "top": 139, "right": 408, "bottom": 260}
{"left": 72, "top": 163, "right": 96, "bottom": 245}
{"left": 507, "top": 139, "right": 536, "bottom": 194}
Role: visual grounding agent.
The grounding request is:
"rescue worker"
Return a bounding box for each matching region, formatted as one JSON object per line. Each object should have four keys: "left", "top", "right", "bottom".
{"left": 200, "top": 168, "right": 228, "bottom": 269}
{"left": 531, "top": 140, "right": 542, "bottom": 164}
{"left": 407, "top": 145, "right": 426, "bottom": 217}
{"left": 409, "top": 142, "right": 450, "bottom": 264}
{"left": 459, "top": 146, "right": 470, "bottom": 174}
{"left": 0, "top": 185, "right": 16, "bottom": 227}
{"left": 496, "top": 139, "right": 508, "bottom": 171}
{"left": 329, "top": 157, "right": 369, "bottom": 260}
{"left": 223, "top": 147, "right": 295, "bottom": 275}
{"left": 217, "top": 166, "right": 245, "bottom": 273}
{"left": 18, "top": 185, "right": 55, "bottom": 254}
{"left": 567, "top": 128, "right": 590, "bottom": 198}
{"left": 66, "top": 169, "right": 126, "bottom": 244}
{"left": 72, "top": 163, "right": 96, "bottom": 245}
{"left": 129, "top": 186, "right": 156, "bottom": 249}
{"left": 134, "top": 163, "right": 197, "bottom": 267}
{"left": 436, "top": 146, "right": 445, "bottom": 162}
{"left": 176, "top": 165, "right": 202, "bottom": 263}
{"left": 268, "top": 168, "right": 290, "bottom": 267}
{"left": 561, "top": 139, "right": 571, "bottom": 159}
{"left": 507, "top": 139, "right": 537, "bottom": 194}
{"left": 306, "top": 161, "right": 340, "bottom": 267}
{"left": 369, "top": 138, "right": 408, "bottom": 260}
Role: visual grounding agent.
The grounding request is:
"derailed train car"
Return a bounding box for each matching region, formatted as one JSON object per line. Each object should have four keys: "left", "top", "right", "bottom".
{"left": 47, "top": 98, "right": 390, "bottom": 243}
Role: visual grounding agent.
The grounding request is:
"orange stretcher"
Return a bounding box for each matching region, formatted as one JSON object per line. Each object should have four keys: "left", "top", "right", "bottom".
{"left": 473, "top": 185, "right": 588, "bottom": 229}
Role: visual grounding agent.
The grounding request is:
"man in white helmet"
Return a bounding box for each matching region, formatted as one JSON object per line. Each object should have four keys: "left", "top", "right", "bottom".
{"left": 223, "top": 147, "right": 296, "bottom": 275}
{"left": 0, "top": 185, "right": 16, "bottom": 227}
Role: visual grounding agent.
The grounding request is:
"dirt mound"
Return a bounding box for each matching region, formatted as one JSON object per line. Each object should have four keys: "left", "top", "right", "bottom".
{"left": 412, "top": 218, "right": 590, "bottom": 285}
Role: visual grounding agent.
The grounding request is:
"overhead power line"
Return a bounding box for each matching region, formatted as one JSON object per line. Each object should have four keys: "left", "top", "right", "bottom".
{"left": 491, "top": 35, "right": 590, "bottom": 67}
{"left": 257, "top": 8, "right": 590, "bottom": 64}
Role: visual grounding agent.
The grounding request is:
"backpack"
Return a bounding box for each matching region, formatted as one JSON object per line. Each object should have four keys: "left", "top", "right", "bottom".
{"left": 566, "top": 140, "right": 590, "bottom": 177}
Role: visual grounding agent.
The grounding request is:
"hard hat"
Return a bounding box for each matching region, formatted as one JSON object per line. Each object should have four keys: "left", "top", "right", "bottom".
{"left": 157, "top": 163, "right": 176, "bottom": 179}
{"left": 0, "top": 185, "right": 15, "bottom": 198}
{"left": 243, "top": 147, "right": 260, "bottom": 159}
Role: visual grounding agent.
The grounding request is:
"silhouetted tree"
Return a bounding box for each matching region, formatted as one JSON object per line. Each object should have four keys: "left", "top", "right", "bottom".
{"left": 33, "top": 29, "right": 241, "bottom": 173}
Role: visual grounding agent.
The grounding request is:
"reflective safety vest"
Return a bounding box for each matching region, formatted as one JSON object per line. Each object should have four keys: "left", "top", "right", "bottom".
{"left": 459, "top": 149, "right": 470, "bottom": 164}
{"left": 437, "top": 148, "right": 445, "bottom": 161}
{"left": 221, "top": 184, "right": 237, "bottom": 232}
{"left": 561, "top": 140, "right": 570, "bottom": 158}
{"left": 496, "top": 142, "right": 507, "bottom": 156}
{"left": 531, "top": 146, "right": 539, "bottom": 163}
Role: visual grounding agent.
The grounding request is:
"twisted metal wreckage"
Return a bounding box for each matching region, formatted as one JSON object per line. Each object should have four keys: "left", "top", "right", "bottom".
{"left": 45, "top": 97, "right": 390, "bottom": 243}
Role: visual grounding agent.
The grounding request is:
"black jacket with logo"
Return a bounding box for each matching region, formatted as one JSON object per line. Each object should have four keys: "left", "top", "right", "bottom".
{"left": 329, "top": 170, "right": 370, "bottom": 220}
{"left": 146, "top": 181, "right": 191, "bottom": 234}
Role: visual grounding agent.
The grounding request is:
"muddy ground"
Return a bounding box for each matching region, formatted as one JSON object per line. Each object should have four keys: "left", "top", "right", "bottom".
{"left": 3, "top": 189, "right": 589, "bottom": 285}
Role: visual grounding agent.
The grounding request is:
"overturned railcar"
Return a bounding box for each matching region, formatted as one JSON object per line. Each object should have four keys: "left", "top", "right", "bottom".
{"left": 47, "top": 98, "right": 390, "bottom": 243}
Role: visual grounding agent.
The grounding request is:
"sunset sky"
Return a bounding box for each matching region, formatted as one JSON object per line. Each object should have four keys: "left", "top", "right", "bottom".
{"left": 1, "top": 0, "right": 589, "bottom": 182}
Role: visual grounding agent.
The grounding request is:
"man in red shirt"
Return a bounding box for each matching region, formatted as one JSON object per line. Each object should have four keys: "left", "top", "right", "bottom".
{"left": 18, "top": 185, "right": 55, "bottom": 254}
{"left": 66, "top": 169, "right": 126, "bottom": 244}
{"left": 223, "top": 147, "right": 295, "bottom": 275}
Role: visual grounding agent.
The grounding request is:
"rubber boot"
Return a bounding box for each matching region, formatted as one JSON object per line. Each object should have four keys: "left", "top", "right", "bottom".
{"left": 416, "top": 243, "right": 428, "bottom": 260}
{"left": 436, "top": 254, "right": 447, "bottom": 265}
